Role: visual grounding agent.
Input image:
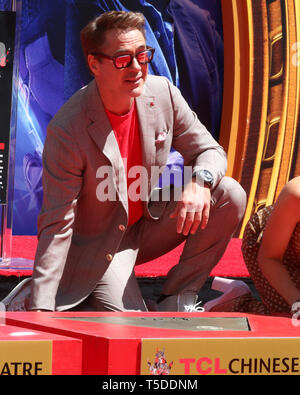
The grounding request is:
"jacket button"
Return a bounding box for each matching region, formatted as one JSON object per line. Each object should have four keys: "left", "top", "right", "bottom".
{"left": 106, "top": 254, "right": 113, "bottom": 262}
{"left": 119, "top": 224, "right": 126, "bottom": 231}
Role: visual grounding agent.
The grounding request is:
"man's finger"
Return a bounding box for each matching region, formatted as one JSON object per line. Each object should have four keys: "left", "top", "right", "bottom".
{"left": 182, "top": 210, "right": 195, "bottom": 235}
{"left": 190, "top": 211, "right": 202, "bottom": 234}
{"left": 176, "top": 205, "right": 187, "bottom": 234}
{"left": 200, "top": 203, "right": 210, "bottom": 229}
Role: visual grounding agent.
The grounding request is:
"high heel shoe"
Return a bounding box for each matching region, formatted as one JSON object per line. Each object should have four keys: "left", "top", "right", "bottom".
{"left": 204, "top": 277, "right": 251, "bottom": 312}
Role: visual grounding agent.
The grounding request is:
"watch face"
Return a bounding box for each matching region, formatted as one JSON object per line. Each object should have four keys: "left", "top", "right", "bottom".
{"left": 192, "top": 169, "right": 214, "bottom": 186}
{"left": 199, "top": 169, "right": 214, "bottom": 186}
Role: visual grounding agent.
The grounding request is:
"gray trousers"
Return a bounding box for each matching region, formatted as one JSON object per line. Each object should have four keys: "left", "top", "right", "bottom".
{"left": 83, "top": 176, "right": 246, "bottom": 311}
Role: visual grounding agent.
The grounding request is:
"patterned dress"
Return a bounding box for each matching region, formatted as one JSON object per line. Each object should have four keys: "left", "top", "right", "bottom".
{"left": 233, "top": 206, "right": 300, "bottom": 315}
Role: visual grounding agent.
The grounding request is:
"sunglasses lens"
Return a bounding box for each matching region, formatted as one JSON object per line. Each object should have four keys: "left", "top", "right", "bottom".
{"left": 114, "top": 54, "right": 132, "bottom": 68}
{"left": 137, "top": 50, "right": 153, "bottom": 64}
{"left": 114, "top": 49, "right": 154, "bottom": 68}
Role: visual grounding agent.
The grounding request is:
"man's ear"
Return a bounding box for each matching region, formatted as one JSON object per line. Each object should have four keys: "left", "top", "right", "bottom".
{"left": 87, "top": 54, "right": 100, "bottom": 75}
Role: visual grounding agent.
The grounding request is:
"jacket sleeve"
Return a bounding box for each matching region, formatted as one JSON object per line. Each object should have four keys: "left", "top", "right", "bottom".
{"left": 166, "top": 77, "right": 227, "bottom": 188}
{"left": 29, "top": 121, "right": 83, "bottom": 311}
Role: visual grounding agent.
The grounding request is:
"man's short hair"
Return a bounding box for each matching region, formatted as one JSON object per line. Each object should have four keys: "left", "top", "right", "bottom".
{"left": 80, "top": 10, "right": 146, "bottom": 62}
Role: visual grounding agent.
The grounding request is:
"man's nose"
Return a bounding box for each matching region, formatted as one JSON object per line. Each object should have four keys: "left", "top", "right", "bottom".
{"left": 129, "top": 56, "right": 142, "bottom": 70}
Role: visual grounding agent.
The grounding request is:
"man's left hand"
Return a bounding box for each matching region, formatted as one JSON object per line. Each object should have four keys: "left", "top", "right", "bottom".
{"left": 169, "top": 179, "right": 211, "bottom": 235}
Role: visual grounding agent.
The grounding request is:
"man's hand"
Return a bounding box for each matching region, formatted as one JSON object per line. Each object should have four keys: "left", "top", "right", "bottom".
{"left": 170, "top": 179, "right": 211, "bottom": 235}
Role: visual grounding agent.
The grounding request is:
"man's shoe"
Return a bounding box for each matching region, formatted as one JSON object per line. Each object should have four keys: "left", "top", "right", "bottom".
{"left": 1, "top": 278, "right": 31, "bottom": 311}
{"left": 203, "top": 276, "right": 251, "bottom": 311}
{"left": 157, "top": 293, "right": 205, "bottom": 312}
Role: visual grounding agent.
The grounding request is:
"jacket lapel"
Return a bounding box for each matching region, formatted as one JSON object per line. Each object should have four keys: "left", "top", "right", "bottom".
{"left": 135, "top": 90, "right": 157, "bottom": 191}
{"left": 85, "top": 81, "right": 128, "bottom": 213}
{"left": 84, "top": 79, "right": 158, "bottom": 218}
{"left": 135, "top": 86, "right": 158, "bottom": 218}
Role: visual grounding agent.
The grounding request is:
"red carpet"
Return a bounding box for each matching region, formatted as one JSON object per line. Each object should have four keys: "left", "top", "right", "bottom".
{"left": 0, "top": 236, "right": 249, "bottom": 277}
{"left": 135, "top": 238, "right": 249, "bottom": 277}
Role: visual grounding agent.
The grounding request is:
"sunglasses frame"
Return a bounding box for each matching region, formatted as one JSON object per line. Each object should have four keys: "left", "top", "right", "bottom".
{"left": 91, "top": 47, "right": 155, "bottom": 69}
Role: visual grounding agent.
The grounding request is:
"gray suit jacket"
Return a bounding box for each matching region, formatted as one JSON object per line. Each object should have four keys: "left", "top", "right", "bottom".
{"left": 29, "top": 75, "right": 227, "bottom": 311}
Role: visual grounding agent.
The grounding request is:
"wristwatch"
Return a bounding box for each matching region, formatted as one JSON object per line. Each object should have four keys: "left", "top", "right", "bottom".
{"left": 192, "top": 169, "right": 214, "bottom": 188}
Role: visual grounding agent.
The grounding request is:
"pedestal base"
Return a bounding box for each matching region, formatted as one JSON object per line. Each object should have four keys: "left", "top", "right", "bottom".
{"left": 5, "top": 311, "right": 300, "bottom": 375}
{"left": 0, "top": 322, "right": 82, "bottom": 374}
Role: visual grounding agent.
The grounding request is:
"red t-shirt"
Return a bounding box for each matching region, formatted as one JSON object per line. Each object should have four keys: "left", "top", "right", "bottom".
{"left": 105, "top": 101, "right": 143, "bottom": 226}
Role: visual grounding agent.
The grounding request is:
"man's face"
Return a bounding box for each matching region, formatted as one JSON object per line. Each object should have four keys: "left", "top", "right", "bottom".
{"left": 90, "top": 28, "right": 148, "bottom": 105}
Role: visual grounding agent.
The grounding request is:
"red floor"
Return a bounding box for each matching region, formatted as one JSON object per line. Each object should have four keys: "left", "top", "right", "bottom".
{"left": 1, "top": 237, "right": 248, "bottom": 277}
